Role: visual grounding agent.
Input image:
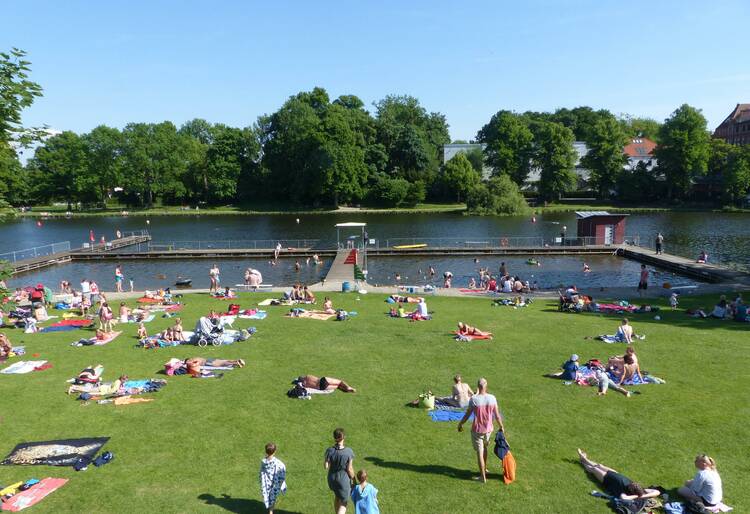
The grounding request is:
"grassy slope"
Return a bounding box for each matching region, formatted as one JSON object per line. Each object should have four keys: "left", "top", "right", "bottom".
{"left": 0, "top": 292, "right": 747, "bottom": 513}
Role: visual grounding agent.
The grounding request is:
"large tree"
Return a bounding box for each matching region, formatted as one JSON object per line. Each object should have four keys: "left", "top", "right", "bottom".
{"left": 29, "top": 131, "right": 90, "bottom": 209}
{"left": 476, "top": 110, "right": 534, "bottom": 185}
{"left": 0, "top": 48, "right": 44, "bottom": 149}
{"left": 531, "top": 121, "right": 578, "bottom": 201}
{"left": 580, "top": 115, "right": 629, "bottom": 198}
{"left": 619, "top": 115, "right": 662, "bottom": 143}
{"left": 442, "top": 152, "right": 481, "bottom": 202}
{"left": 654, "top": 104, "right": 711, "bottom": 199}
{"left": 466, "top": 174, "right": 529, "bottom": 215}
{"left": 709, "top": 138, "right": 750, "bottom": 205}
{"left": 82, "top": 125, "right": 123, "bottom": 206}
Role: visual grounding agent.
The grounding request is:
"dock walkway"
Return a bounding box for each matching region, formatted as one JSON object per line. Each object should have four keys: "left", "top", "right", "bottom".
{"left": 322, "top": 249, "right": 362, "bottom": 288}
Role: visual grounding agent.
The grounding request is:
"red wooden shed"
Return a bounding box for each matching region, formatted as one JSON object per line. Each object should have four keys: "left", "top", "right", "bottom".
{"left": 576, "top": 211, "right": 628, "bottom": 245}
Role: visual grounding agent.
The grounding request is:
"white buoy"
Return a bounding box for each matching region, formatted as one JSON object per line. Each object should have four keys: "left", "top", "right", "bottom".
{"left": 296, "top": 218, "right": 300, "bottom": 224}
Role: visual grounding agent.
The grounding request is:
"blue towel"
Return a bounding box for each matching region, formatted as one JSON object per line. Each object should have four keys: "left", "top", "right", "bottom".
{"left": 428, "top": 410, "right": 473, "bottom": 422}
{"left": 41, "top": 325, "right": 81, "bottom": 333}
{"left": 247, "top": 311, "right": 267, "bottom": 320}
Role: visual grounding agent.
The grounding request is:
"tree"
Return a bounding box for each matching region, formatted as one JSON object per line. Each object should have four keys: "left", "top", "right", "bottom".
{"left": 0, "top": 48, "right": 44, "bottom": 149}
{"left": 550, "top": 106, "right": 613, "bottom": 142}
{"left": 29, "top": 131, "right": 89, "bottom": 209}
{"left": 580, "top": 116, "right": 628, "bottom": 198}
{"left": 617, "top": 161, "right": 664, "bottom": 202}
{"left": 367, "top": 173, "right": 411, "bottom": 207}
{"left": 710, "top": 139, "right": 750, "bottom": 205}
{"left": 654, "top": 104, "right": 711, "bottom": 199}
{"left": 466, "top": 174, "right": 529, "bottom": 215}
{"left": 619, "top": 115, "right": 662, "bottom": 143}
{"left": 121, "top": 122, "right": 190, "bottom": 207}
{"left": 442, "top": 153, "right": 480, "bottom": 202}
{"left": 463, "top": 147, "right": 485, "bottom": 176}
{"left": 476, "top": 110, "right": 534, "bottom": 185}
{"left": 82, "top": 125, "right": 123, "bottom": 206}
{"left": 531, "top": 121, "right": 577, "bottom": 201}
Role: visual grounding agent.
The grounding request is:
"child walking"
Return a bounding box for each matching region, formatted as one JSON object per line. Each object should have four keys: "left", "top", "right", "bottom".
{"left": 351, "top": 469, "right": 380, "bottom": 514}
{"left": 259, "top": 443, "right": 286, "bottom": 514}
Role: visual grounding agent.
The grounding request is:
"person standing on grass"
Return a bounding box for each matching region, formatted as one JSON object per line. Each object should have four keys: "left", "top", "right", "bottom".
{"left": 115, "top": 265, "right": 124, "bottom": 292}
{"left": 259, "top": 442, "right": 286, "bottom": 514}
{"left": 209, "top": 264, "right": 220, "bottom": 293}
{"left": 457, "top": 378, "right": 505, "bottom": 483}
{"left": 655, "top": 232, "right": 664, "bottom": 255}
{"left": 324, "top": 428, "right": 355, "bottom": 514}
{"left": 637, "top": 264, "right": 648, "bottom": 298}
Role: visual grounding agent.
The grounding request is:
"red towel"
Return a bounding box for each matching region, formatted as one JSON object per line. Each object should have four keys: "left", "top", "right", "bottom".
{"left": 50, "top": 319, "right": 92, "bottom": 327}
{"left": 1, "top": 477, "right": 68, "bottom": 511}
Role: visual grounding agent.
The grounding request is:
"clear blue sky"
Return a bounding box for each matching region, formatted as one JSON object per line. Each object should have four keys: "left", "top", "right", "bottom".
{"left": 3, "top": 0, "right": 749, "bottom": 142}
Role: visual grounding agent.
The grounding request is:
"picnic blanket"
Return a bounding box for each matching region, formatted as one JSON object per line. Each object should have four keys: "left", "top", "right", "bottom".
{"left": 428, "top": 409, "right": 472, "bottom": 422}
{"left": 239, "top": 311, "right": 267, "bottom": 320}
{"left": 73, "top": 331, "right": 122, "bottom": 347}
{"left": 305, "top": 387, "right": 335, "bottom": 395}
{"left": 1, "top": 361, "right": 48, "bottom": 375}
{"left": 136, "top": 297, "right": 163, "bottom": 304}
{"left": 574, "top": 365, "right": 664, "bottom": 386}
{"left": 0, "top": 477, "right": 68, "bottom": 511}
{"left": 1, "top": 437, "right": 109, "bottom": 466}
{"left": 596, "top": 303, "right": 637, "bottom": 313}
{"left": 597, "top": 334, "right": 625, "bottom": 344}
{"left": 288, "top": 311, "right": 334, "bottom": 321}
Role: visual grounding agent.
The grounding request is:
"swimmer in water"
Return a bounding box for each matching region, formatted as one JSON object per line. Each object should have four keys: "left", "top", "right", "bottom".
{"left": 583, "top": 263, "right": 591, "bottom": 273}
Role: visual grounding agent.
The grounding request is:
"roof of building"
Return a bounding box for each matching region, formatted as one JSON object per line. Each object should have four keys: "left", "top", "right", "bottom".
{"left": 575, "top": 211, "right": 629, "bottom": 219}
{"left": 716, "top": 103, "right": 750, "bottom": 128}
{"left": 335, "top": 222, "right": 367, "bottom": 227}
{"left": 623, "top": 137, "right": 657, "bottom": 158}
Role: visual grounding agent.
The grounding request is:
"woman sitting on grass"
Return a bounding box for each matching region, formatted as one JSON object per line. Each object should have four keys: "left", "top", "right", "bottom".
{"left": 172, "top": 318, "right": 184, "bottom": 341}
{"left": 303, "top": 285, "right": 316, "bottom": 303}
{"left": 678, "top": 454, "right": 723, "bottom": 508}
{"left": 297, "top": 375, "right": 356, "bottom": 393}
{"left": 119, "top": 302, "right": 131, "bottom": 323}
{"left": 607, "top": 347, "right": 642, "bottom": 385}
{"left": 577, "top": 449, "right": 661, "bottom": 500}
{"left": 323, "top": 297, "right": 336, "bottom": 315}
{"left": 0, "top": 334, "right": 13, "bottom": 361}
{"left": 137, "top": 322, "right": 148, "bottom": 340}
{"left": 457, "top": 322, "right": 492, "bottom": 338}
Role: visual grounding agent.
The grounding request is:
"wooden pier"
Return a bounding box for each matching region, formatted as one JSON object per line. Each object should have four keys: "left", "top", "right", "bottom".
{"left": 10, "top": 233, "right": 152, "bottom": 275}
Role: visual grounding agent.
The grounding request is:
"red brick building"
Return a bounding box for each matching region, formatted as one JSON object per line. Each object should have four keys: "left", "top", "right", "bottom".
{"left": 713, "top": 103, "right": 750, "bottom": 145}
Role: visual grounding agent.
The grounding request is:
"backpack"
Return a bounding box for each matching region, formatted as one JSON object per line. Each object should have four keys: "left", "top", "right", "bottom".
{"left": 336, "top": 310, "right": 349, "bottom": 321}
{"left": 286, "top": 382, "right": 310, "bottom": 399}
{"left": 609, "top": 498, "right": 661, "bottom": 514}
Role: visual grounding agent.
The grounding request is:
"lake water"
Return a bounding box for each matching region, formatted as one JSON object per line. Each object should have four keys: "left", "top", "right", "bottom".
{"left": 2, "top": 211, "right": 748, "bottom": 289}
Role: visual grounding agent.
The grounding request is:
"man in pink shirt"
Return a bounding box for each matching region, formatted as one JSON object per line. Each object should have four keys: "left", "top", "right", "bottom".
{"left": 457, "top": 377, "right": 505, "bottom": 483}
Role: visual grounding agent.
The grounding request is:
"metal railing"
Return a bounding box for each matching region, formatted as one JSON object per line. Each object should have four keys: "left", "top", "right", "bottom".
{"left": 120, "top": 229, "right": 149, "bottom": 238}
{"left": 147, "top": 239, "right": 320, "bottom": 251}
{"left": 0, "top": 241, "right": 71, "bottom": 263}
{"left": 371, "top": 235, "right": 641, "bottom": 249}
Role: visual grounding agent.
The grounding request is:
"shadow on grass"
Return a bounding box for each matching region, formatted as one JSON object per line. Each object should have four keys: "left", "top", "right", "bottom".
{"left": 365, "top": 456, "right": 502, "bottom": 481}
{"left": 197, "top": 493, "right": 302, "bottom": 514}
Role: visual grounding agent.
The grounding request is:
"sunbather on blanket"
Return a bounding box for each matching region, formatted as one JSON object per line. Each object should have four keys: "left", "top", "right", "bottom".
{"left": 297, "top": 374, "right": 356, "bottom": 393}
{"left": 607, "top": 347, "right": 643, "bottom": 385}
{"left": 68, "top": 374, "right": 128, "bottom": 395}
{"left": 678, "top": 454, "right": 724, "bottom": 509}
{"left": 577, "top": 449, "right": 661, "bottom": 500}
{"left": 0, "top": 333, "right": 12, "bottom": 361}
{"left": 322, "top": 297, "right": 336, "bottom": 315}
{"left": 185, "top": 357, "right": 245, "bottom": 377}
{"left": 456, "top": 322, "right": 492, "bottom": 338}
{"left": 597, "top": 318, "right": 644, "bottom": 343}
{"left": 388, "top": 295, "right": 422, "bottom": 304}
{"left": 430, "top": 374, "right": 474, "bottom": 408}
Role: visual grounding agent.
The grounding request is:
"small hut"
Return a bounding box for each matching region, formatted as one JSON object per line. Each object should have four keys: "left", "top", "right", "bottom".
{"left": 576, "top": 211, "right": 628, "bottom": 245}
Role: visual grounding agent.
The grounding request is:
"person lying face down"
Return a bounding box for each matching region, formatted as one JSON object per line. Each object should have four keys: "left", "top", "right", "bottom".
{"left": 296, "top": 375, "right": 356, "bottom": 393}
{"left": 184, "top": 357, "right": 245, "bottom": 377}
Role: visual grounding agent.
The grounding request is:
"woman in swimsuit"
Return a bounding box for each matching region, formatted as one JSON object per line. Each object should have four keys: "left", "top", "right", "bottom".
{"left": 457, "top": 322, "right": 492, "bottom": 337}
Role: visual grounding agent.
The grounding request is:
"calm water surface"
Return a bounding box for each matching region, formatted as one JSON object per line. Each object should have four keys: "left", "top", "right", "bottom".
{"left": 2, "top": 211, "right": 747, "bottom": 288}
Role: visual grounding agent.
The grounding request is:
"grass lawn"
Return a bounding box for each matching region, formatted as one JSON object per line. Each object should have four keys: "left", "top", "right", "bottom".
{"left": 0, "top": 292, "right": 747, "bottom": 513}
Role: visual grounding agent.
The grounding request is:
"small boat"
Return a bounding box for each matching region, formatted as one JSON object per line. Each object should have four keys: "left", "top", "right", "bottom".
{"left": 175, "top": 278, "right": 192, "bottom": 287}
{"left": 393, "top": 244, "right": 427, "bottom": 249}
{"left": 526, "top": 258, "right": 539, "bottom": 265}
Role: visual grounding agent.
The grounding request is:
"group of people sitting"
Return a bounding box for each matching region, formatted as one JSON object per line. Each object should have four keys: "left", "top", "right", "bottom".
{"left": 688, "top": 294, "right": 748, "bottom": 321}
{"left": 388, "top": 297, "right": 429, "bottom": 320}
{"left": 548, "top": 348, "right": 646, "bottom": 396}
{"left": 285, "top": 284, "right": 316, "bottom": 303}
{"left": 578, "top": 449, "right": 724, "bottom": 512}
{"left": 469, "top": 270, "right": 532, "bottom": 294}
{"left": 137, "top": 317, "right": 185, "bottom": 343}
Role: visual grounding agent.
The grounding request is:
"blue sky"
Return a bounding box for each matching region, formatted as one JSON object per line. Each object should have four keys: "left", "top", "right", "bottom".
{"left": 3, "top": 0, "right": 749, "bottom": 142}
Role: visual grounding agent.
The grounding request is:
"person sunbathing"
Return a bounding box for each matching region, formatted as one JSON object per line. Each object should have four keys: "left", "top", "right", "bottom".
{"left": 389, "top": 294, "right": 422, "bottom": 304}
{"left": 456, "top": 322, "right": 492, "bottom": 338}
{"left": 297, "top": 374, "right": 356, "bottom": 393}
{"left": 185, "top": 357, "right": 245, "bottom": 377}
{"left": 172, "top": 318, "right": 184, "bottom": 341}
{"left": 323, "top": 297, "right": 335, "bottom": 315}
{"left": 615, "top": 318, "right": 634, "bottom": 343}
{"left": 439, "top": 374, "right": 474, "bottom": 408}
{"left": 577, "top": 449, "right": 661, "bottom": 500}
{"left": 68, "top": 374, "right": 128, "bottom": 396}
{"left": 0, "top": 334, "right": 13, "bottom": 360}
{"left": 160, "top": 327, "right": 175, "bottom": 342}
{"left": 119, "top": 302, "right": 131, "bottom": 323}
{"left": 137, "top": 322, "right": 148, "bottom": 340}
{"left": 303, "top": 285, "right": 316, "bottom": 303}
{"left": 678, "top": 454, "right": 723, "bottom": 508}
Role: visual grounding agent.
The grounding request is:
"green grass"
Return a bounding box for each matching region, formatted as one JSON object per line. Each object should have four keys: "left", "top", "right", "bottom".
{"left": 16, "top": 202, "right": 467, "bottom": 218}
{"left": 0, "top": 292, "right": 747, "bottom": 513}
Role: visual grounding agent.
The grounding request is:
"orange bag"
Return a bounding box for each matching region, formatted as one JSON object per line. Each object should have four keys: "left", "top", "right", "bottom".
{"left": 502, "top": 451, "right": 516, "bottom": 484}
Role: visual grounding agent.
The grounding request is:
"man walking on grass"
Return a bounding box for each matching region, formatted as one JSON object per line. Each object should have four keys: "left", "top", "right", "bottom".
{"left": 457, "top": 378, "right": 505, "bottom": 483}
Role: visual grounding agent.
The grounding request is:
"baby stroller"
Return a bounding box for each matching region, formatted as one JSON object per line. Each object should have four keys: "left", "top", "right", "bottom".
{"left": 193, "top": 316, "right": 223, "bottom": 347}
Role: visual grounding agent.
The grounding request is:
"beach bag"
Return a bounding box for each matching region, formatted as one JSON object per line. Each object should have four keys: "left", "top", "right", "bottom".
{"left": 227, "top": 304, "right": 240, "bottom": 315}
{"left": 287, "top": 383, "right": 309, "bottom": 399}
{"left": 336, "top": 310, "right": 349, "bottom": 321}
{"left": 418, "top": 394, "right": 435, "bottom": 409}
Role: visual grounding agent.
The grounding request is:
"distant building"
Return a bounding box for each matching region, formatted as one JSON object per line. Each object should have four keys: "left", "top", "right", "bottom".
{"left": 623, "top": 137, "right": 657, "bottom": 171}
{"left": 525, "top": 141, "right": 591, "bottom": 190}
{"left": 442, "top": 143, "right": 492, "bottom": 179}
{"left": 713, "top": 103, "right": 750, "bottom": 145}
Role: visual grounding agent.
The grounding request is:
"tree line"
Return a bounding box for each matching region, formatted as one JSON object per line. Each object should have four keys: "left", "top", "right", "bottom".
{"left": 2, "top": 48, "right": 749, "bottom": 216}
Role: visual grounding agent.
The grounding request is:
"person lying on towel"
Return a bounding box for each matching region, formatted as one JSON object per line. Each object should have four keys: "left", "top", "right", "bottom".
{"left": 389, "top": 295, "right": 423, "bottom": 304}
{"left": 296, "top": 374, "right": 356, "bottom": 393}
{"left": 185, "top": 357, "right": 245, "bottom": 377}
{"left": 457, "top": 322, "right": 492, "bottom": 338}
{"left": 68, "top": 374, "right": 128, "bottom": 395}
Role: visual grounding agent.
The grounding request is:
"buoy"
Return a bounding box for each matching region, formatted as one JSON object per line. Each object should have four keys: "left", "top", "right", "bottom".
{"left": 531, "top": 216, "right": 536, "bottom": 223}
{"left": 296, "top": 218, "right": 300, "bottom": 224}
{"left": 36, "top": 221, "right": 42, "bottom": 227}
{"left": 146, "top": 219, "right": 150, "bottom": 225}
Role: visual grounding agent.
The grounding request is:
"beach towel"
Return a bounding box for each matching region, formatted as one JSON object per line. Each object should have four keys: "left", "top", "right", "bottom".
{"left": 597, "top": 334, "right": 625, "bottom": 344}
{"left": 258, "top": 299, "right": 276, "bottom": 306}
{"left": 1, "top": 437, "right": 109, "bottom": 466}
{"left": 428, "top": 409, "right": 472, "bottom": 422}
{"left": 597, "top": 303, "right": 637, "bottom": 313}
{"left": 1, "top": 361, "right": 48, "bottom": 375}
{"left": 39, "top": 325, "right": 79, "bottom": 333}
{"left": 452, "top": 331, "right": 492, "bottom": 341}
{"left": 50, "top": 319, "right": 93, "bottom": 327}
{"left": 305, "top": 387, "right": 335, "bottom": 395}
{"left": 136, "top": 297, "right": 162, "bottom": 304}
{"left": 0, "top": 477, "right": 68, "bottom": 511}
{"left": 113, "top": 396, "right": 154, "bottom": 406}
{"left": 239, "top": 310, "right": 267, "bottom": 320}
{"left": 459, "top": 288, "right": 489, "bottom": 293}
{"left": 662, "top": 502, "right": 733, "bottom": 513}
{"left": 290, "top": 311, "right": 335, "bottom": 321}
{"left": 91, "top": 331, "right": 123, "bottom": 346}
{"left": 125, "top": 315, "right": 155, "bottom": 323}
